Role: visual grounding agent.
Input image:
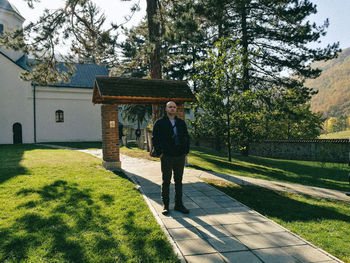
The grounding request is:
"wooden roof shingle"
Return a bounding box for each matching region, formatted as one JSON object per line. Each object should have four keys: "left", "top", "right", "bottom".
{"left": 92, "top": 77, "right": 196, "bottom": 104}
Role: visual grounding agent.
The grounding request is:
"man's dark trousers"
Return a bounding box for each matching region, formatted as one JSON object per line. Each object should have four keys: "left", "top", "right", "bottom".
{"left": 160, "top": 154, "right": 186, "bottom": 207}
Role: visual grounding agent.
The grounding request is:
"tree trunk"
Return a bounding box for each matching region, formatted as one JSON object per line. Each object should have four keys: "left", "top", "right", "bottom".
{"left": 227, "top": 110, "right": 232, "bottom": 162}
{"left": 146, "top": 0, "right": 163, "bottom": 124}
{"left": 239, "top": 0, "right": 249, "bottom": 91}
{"left": 192, "top": 46, "right": 201, "bottom": 146}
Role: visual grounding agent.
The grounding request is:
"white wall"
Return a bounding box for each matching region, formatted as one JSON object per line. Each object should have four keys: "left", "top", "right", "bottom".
{"left": 0, "top": 54, "right": 34, "bottom": 144}
{"left": 34, "top": 87, "right": 102, "bottom": 142}
{"left": 0, "top": 9, "right": 25, "bottom": 61}
{"left": 1, "top": 7, "right": 102, "bottom": 144}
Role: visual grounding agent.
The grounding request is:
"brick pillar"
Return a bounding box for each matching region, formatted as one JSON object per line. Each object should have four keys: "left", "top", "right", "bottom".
{"left": 101, "top": 104, "right": 121, "bottom": 170}
{"left": 177, "top": 103, "right": 185, "bottom": 120}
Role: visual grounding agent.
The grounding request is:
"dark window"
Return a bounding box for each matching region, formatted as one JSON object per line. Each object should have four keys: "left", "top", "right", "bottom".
{"left": 55, "top": 110, "right": 64, "bottom": 122}
{"left": 0, "top": 24, "right": 3, "bottom": 35}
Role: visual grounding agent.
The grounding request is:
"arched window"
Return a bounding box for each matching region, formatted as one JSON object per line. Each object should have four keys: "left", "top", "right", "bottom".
{"left": 55, "top": 110, "right": 64, "bottom": 123}
{"left": 0, "top": 24, "right": 3, "bottom": 35}
{"left": 13, "top": 122, "right": 22, "bottom": 144}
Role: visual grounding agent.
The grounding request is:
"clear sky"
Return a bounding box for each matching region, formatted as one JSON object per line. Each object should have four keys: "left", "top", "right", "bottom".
{"left": 8, "top": 0, "right": 350, "bottom": 50}
{"left": 10, "top": 0, "right": 147, "bottom": 31}
{"left": 309, "top": 0, "right": 350, "bottom": 49}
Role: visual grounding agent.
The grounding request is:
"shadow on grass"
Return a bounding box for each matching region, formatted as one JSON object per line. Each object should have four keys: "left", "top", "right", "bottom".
{"left": 42, "top": 141, "right": 102, "bottom": 149}
{"left": 112, "top": 171, "right": 179, "bottom": 262}
{"left": 190, "top": 147, "right": 350, "bottom": 192}
{"left": 0, "top": 144, "right": 34, "bottom": 184}
{"left": 0, "top": 180, "right": 122, "bottom": 262}
{"left": 209, "top": 182, "right": 350, "bottom": 223}
{"left": 0, "top": 178, "right": 177, "bottom": 262}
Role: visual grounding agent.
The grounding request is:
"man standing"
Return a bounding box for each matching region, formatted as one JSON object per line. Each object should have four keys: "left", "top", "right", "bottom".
{"left": 152, "top": 101, "right": 190, "bottom": 215}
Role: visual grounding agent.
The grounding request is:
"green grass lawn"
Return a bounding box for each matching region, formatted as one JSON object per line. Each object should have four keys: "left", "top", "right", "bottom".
{"left": 0, "top": 144, "right": 179, "bottom": 263}
{"left": 40, "top": 142, "right": 350, "bottom": 262}
{"left": 204, "top": 179, "right": 350, "bottom": 263}
{"left": 319, "top": 130, "right": 350, "bottom": 139}
{"left": 188, "top": 146, "right": 350, "bottom": 192}
{"left": 44, "top": 142, "right": 350, "bottom": 192}
{"left": 43, "top": 141, "right": 159, "bottom": 161}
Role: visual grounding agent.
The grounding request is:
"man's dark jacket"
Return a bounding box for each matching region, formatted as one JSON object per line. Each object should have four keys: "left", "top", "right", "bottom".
{"left": 152, "top": 115, "right": 190, "bottom": 157}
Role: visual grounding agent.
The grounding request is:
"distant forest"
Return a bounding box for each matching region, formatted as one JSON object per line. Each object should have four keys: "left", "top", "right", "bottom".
{"left": 308, "top": 47, "right": 350, "bottom": 118}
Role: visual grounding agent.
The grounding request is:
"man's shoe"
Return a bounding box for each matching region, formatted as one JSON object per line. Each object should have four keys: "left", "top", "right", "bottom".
{"left": 162, "top": 205, "right": 170, "bottom": 215}
{"left": 174, "top": 204, "right": 189, "bottom": 214}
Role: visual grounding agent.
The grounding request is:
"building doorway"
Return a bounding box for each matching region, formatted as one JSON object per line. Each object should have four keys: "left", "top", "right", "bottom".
{"left": 13, "top": 122, "right": 22, "bottom": 144}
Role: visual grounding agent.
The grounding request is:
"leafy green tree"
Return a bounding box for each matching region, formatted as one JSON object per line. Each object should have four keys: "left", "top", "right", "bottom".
{"left": 194, "top": 38, "right": 250, "bottom": 161}
{"left": 2, "top": 0, "right": 339, "bottom": 139}
{"left": 117, "top": 22, "right": 149, "bottom": 78}
{"left": 122, "top": 105, "right": 152, "bottom": 129}
{"left": 1, "top": 0, "right": 121, "bottom": 84}
{"left": 68, "top": 2, "right": 118, "bottom": 65}
{"left": 261, "top": 104, "right": 324, "bottom": 139}
{"left": 189, "top": 0, "right": 340, "bottom": 111}
{"left": 327, "top": 115, "right": 348, "bottom": 133}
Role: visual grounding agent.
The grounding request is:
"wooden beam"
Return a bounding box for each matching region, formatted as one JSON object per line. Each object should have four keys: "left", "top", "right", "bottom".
{"left": 100, "top": 95, "right": 195, "bottom": 105}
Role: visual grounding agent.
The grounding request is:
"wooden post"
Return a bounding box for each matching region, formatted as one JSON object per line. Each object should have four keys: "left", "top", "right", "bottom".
{"left": 177, "top": 103, "right": 185, "bottom": 120}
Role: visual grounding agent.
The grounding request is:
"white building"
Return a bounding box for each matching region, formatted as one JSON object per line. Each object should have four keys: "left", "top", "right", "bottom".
{"left": 0, "top": 0, "right": 108, "bottom": 144}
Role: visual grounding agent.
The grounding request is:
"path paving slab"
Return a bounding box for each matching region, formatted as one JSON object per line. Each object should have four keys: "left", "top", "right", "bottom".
{"left": 282, "top": 245, "right": 335, "bottom": 262}
{"left": 168, "top": 227, "right": 203, "bottom": 240}
{"left": 222, "top": 223, "right": 260, "bottom": 236}
{"left": 176, "top": 238, "right": 217, "bottom": 255}
{"left": 207, "top": 236, "right": 248, "bottom": 252}
{"left": 264, "top": 231, "right": 306, "bottom": 246}
{"left": 220, "top": 251, "right": 263, "bottom": 263}
{"left": 236, "top": 234, "right": 281, "bottom": 249}
{"left": 252, "top": 248, "right": 300, "bottom": 263}
{"left": 249, "top": 221, "right": 285, "bottom": 233}
{"left": 185, "top": 253, "right": 225, "bottom": 263}
{"left": 195, "top": 225, "right": 232, "bottom": 239}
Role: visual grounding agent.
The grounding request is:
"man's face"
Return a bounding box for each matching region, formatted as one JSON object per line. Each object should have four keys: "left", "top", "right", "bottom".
{"left": 166, "top": 102, "right": 177, "bottom": 116}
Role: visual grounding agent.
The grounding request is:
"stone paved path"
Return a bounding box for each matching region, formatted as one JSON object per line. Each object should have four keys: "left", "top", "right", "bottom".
{"left": 41, "top": 145, "right": 345, "bottom": 263}
{"left": 119, "top": 154, "right": 344, "bottom": 263}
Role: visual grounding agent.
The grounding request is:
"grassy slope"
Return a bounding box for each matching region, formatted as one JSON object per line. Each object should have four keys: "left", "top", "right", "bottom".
{"left": 308, "top": 47, "right": 350, "bottom": 118}
{"left": 0, "top": 144, "right": 179, "bottom": 263}
{"left": 319, "top": 130, "right": 350, "bottom": 139}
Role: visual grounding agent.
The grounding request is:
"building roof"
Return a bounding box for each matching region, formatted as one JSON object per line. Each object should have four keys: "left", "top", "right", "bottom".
{"left": 93, "top": 77, "right": 196, "bottom": 104}
{"left": 0, "top": 51, "right": 108, "bottom": 89}
{"left": 0, "top": 0, "right": 24, "bottom": 19}
{"left": 47, "top": 63, "right": 109, "bottom": 89}
{"left": 15, "top": 54, "right": 32, "bottom": 70}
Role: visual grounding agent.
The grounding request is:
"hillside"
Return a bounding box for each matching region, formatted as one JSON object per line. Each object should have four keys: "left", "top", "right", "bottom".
{"left": 307, "top": 47, "right": 350, "bottom": 118}
{"left": 319, "top": 129, "right": 350, "bottom": 139}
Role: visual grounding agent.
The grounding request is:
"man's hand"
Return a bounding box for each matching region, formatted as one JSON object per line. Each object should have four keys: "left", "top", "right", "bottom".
{"left": 160, "top": 153, "right": 163, "bottom": 158}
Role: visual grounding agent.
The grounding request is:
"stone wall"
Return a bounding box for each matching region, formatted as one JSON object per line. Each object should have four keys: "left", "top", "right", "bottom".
{"left": 249, "top": 139, "right": 350, "bottom": 164}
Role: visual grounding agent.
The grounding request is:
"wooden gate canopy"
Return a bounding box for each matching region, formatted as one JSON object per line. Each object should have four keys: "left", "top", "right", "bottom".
{"left": 92, "top": 77, "right": 196, "bottom": 105}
